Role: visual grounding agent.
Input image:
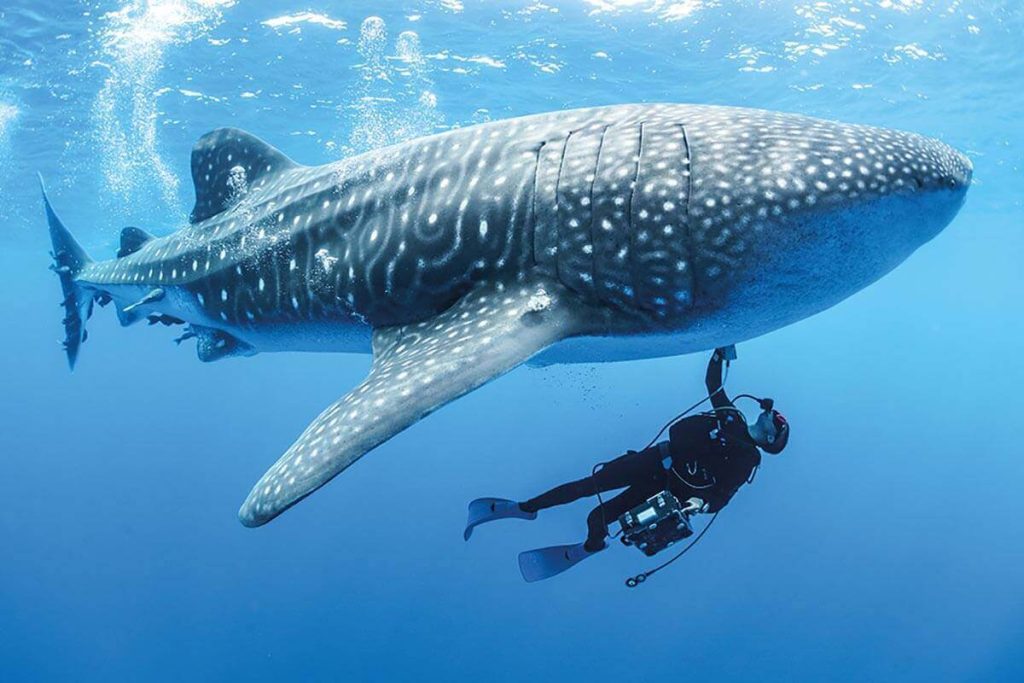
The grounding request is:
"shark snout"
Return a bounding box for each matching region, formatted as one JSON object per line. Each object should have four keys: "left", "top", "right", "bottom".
{"left": 946, "top": 147, "right": 973, "bottom": 193}
{"left": 883, "top": 136, "right": 972, "bottom": 242}
{"left": 907, "top": 137, "right": 973, "bottom": 197}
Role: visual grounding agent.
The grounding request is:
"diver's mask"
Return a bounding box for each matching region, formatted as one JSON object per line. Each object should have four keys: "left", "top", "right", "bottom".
{"left": 747, "top": 398, "right": 790, "bottom": 454}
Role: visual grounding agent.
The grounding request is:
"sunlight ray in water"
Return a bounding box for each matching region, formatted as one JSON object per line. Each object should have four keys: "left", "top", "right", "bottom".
{"left": 0, "top": 100, "right": 20, "bottom": 211}
{"left": 583, "top": 0, "right": 712, "bottom": 21}
{"left": 0, "top": 100, "right": 18, "bottom": 150}
{"left": 91, "top": 0, "right": 235, "bottom": 218}
{"left": 261, "top": 12, "right": 348, "bottom": 32}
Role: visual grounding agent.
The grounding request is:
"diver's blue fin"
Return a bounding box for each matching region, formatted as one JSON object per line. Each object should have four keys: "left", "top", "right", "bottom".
{"left": 463, "top": 498, "right": 536, "bottom": 541}
{"left": 518, "top": 543, "right": 600, "bottom": 583}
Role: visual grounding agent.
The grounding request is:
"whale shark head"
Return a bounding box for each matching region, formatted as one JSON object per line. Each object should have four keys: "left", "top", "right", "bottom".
{"left": 678, "top": 108, "right": 972, "bottom": 342}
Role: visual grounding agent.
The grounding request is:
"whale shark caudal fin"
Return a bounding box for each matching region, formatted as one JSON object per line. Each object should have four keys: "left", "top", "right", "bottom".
{"left": 189, "top": 128, "right": 300, "bottom": 224}
{"left": 238, "top": 277, "right": 589, "bottom": 527}
{"left": 40, "top": 176, "right": 93, "bottom": 370}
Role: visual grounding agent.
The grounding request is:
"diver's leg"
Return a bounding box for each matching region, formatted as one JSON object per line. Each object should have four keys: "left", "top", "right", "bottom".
{"left": 584, "top": 484, "right": 658, "bottom": 552}
{"left": 519, "top": 478, "right": 593, "bottom": 513}
{"left": 591, "top": 446, "right": 663, "bottom": 488}
{"left": 521, "top": 446, "right": 661, "bottom": 513}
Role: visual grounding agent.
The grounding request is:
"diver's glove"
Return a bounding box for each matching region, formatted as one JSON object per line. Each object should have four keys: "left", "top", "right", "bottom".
{"left": 683, "top": 497, "right": 708, "bottom": 515}
{"left": 714, "top": 345, "right": 737, "bottom": 362}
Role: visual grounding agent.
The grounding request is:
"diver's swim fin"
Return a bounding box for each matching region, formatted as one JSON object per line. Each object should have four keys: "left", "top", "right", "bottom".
{"left": 518, "top": 543, "right": 601, "bottom": 583}
{"left": 463, "top": 498, "right": 537, "bottom": 541}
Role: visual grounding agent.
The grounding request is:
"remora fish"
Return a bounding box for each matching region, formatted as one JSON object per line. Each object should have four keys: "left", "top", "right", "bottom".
{"left": 42, "top": 104, "right": 971, "bottom": 526}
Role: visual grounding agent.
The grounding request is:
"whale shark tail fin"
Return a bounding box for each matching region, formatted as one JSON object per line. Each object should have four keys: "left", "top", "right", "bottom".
{"left": 40, "top": 175, "right": 93, "bottom": 370}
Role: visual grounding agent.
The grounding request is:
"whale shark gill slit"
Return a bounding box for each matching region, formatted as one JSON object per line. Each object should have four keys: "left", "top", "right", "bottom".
{"left": 627, "top": 122, "right": 643, "bottom": 304}
{"left": 238, "top": 276, "right": 591, "bottom": 527}
{"left": 528, "top": 140, "right": 546, "bottom": 267}
{"left": 586, "top": 125, "right": 610, "bottom": 291}
{"left": 552, "top": 129, "right": 573, "bottom": 288}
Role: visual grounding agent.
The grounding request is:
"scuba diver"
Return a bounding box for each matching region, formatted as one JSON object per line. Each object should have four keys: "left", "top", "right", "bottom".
{"left": 463, "top": 346, "right": 790, "bottom": 582}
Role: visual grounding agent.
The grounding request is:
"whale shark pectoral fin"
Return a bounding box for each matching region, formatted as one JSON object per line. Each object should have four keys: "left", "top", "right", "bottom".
{"left": 189, "top": 128, "right": 300, "bottom": 224}
{"left": 238, "top": 277, "right": 587, "bottom": 527}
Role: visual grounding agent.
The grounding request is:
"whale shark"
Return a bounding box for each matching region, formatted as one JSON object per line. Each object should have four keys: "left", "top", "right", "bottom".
{"left": 43, "top": 104, "right": 971, "bottom": 526}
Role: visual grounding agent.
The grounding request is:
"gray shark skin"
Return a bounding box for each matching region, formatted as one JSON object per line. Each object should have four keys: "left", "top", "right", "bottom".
{"left": 42, "top": 104, "right": 971, "bottom": 527}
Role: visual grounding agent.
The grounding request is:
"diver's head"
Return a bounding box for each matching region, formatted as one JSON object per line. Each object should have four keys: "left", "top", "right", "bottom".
{"left": 748, "top": 401, "right": 789, "bottom": 454}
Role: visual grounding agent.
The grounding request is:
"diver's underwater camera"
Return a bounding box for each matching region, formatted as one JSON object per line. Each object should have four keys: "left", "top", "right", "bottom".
{"left": 618, "top": 491, "right": 694, "bottom": 557}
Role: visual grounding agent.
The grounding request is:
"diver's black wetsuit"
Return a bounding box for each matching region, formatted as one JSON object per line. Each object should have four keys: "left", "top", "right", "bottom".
{"left": 520, "top": 352, "right": 761, "bottom": 551}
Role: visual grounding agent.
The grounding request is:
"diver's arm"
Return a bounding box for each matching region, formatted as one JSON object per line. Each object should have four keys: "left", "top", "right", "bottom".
{"left": 707, "top": 479, "right": 742, "bottom": 512}
{"left": 703, "top": 450, "right": 757, "bottom": 513}
{"left": 703, "top": 473, "right": 742, "bottom": 513}
{"left": 705, "top": 348, "right": 733, "bottom": 411}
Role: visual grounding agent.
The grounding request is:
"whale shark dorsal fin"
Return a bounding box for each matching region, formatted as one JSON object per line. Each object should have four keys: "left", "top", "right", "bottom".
{"left": 189, "top": 128, "right": 300, "bottom": 224}
{"left": 117, "top": 226, "right": 154, "bottom": 257}
{"left": 238, "top": 277, "right": 591, "bottom": 527}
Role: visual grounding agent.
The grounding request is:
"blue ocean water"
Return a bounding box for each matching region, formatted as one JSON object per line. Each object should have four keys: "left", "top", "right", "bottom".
{"left": 1, "top": 1, "right": 1022, "bottom": 680}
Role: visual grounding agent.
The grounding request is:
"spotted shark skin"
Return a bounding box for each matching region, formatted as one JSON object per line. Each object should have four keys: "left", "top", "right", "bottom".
{"left": 42, "top": 104, "right": 971, "bottom": 526}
